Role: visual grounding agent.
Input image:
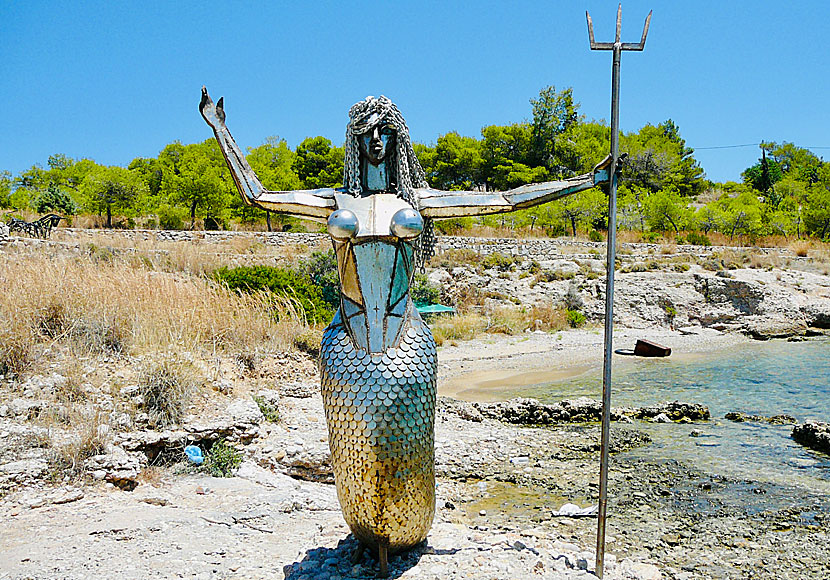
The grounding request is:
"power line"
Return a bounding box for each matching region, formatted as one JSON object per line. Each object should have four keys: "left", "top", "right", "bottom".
{"left": 694, "top": 143, "right": 830, "bottom": 151}
{"left": 694, "top": 143, "right": 758, "bottom": 150}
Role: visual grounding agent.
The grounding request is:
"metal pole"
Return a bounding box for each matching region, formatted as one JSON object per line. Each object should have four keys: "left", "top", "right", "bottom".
{"left": 586, "top": 6, "right": 651, "bottom": 578}
{"left": 595, "top": 34, "right": 621, "bottom": 580}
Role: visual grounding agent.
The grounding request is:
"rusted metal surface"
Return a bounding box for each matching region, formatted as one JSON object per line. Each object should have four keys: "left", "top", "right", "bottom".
{"left": 586, "top": 4, "right": 652, "bottom": 578}
{"left": 633, "top": 339, "right": 672, "bottom": 357}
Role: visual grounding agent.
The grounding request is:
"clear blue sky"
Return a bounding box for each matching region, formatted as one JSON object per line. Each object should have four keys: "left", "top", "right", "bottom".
{"left": 2, "top": 1, "right": 829, "bottom": 184}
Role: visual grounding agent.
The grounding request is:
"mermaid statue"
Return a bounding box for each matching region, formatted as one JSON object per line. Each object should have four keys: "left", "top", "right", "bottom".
{"left": 200, "top": 88, "right": 611, "bottom": 574}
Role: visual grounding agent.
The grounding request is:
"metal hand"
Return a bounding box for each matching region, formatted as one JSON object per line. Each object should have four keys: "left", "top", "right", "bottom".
{"left": 199, "top": 86, "right": 226, "bottom": 130}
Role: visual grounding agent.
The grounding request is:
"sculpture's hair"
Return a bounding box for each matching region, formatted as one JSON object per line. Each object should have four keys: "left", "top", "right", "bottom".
{"left": 344, "top": 96, "right": 435, "bottom": 266}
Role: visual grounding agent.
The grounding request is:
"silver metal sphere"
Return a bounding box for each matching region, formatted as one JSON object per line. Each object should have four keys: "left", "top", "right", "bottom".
{"left": 390, "top": 208, "right": 423, "bottom": 239}
{"left": 327, "top": 209, "right": 359, "bottom": 239}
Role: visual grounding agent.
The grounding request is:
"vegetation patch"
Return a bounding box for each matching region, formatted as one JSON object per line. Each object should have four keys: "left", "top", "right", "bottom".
{"left": 202, "top": 439, "right": 242, "bottom": 477}
{"left": 214, "top": 265, "right": 332, "bottom": 324}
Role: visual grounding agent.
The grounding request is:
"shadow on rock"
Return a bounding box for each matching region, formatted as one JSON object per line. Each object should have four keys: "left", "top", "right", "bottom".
{"left": 283, "top": 535, "right": 428, "bottom": 579}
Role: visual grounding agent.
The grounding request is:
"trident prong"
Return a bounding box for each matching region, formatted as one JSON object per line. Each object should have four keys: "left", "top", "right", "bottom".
{"left": 587, "top": 4, "right": 652, "bottom": 51}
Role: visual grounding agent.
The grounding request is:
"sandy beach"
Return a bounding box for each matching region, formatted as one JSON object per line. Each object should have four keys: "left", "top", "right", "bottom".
{"left": 439, "top": 326, "right": 749, "bottom": 401}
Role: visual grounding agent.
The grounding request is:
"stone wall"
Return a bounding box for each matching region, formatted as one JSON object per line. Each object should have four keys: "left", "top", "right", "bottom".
{"left": 3, "top": 226, "right": 791, "bottom": 262}
{"left": 52, "top": 228, "right": 327, "bottom": 247}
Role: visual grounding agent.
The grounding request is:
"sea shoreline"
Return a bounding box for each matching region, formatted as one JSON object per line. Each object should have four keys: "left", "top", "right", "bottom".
{"left": 438, "top": 326, "right": 750, "bottom": 401}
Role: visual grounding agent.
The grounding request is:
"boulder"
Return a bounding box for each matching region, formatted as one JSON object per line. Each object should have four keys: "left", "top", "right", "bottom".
{"left": 725, "top": 411, "right": 796, "bottom": 425}
{"left": 636, "top": 401, "right": 710, "bottom": 422}
{"left": 437, "top": 397, "right": 483, "bottom": 422}
{"left": 743, "top": 316, "right": 807, "bottom": 339}
{"left": 792, "top": 421, "right": 830, "bottom": 455}
{"left": 85, "top": 444, "right": 142, "bottom": 490}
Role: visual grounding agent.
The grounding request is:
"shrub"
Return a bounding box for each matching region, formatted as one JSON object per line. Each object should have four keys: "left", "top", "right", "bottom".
{"left": 253, "top": 395, "right": 279, "bottom": 423}
{"left": 483, "top": 252, "right": 519, "bottom": 272}
{"left": 71, "top": 318, "right": 128, "bottom": 355}
{"left": 528, "top": 303, "right": 568, "bottom": 332}
{"left": 156, "top": 204, "right": 187, "bottom": 230}
{"left": 536, "top": 269, "right": 575, "bottom": 282}
{"left": 34, "top": 183, "right": 78, "bottom": 215}
{"left": 588, "top": 230, "right": 604, "bottom": 243}
{"left": 430, "top": 312, "right": 488, "bottom": 345}
{"left": 138, "top": 357, "right": 198, "bottom": 428}
{"left": 0, "top": 324, "right": 33, "bottom": 377}
{"left": 48, "top": 412, "right": 109, "bottom": 481}
{"left": 294, "top": 328, "right": 323, "bottom": 357}
{"left": 430, "top": 248, "right": 482, "bottom": 269}
{"left": 301, "top": 250, "right": 339, "bottom": 309}
{"left": 567, "top": 309, "right": 587, "bottom": 328}
{"left": 203, "top": 439, "right": 242, "bottom": 477}
{"left": 411, "top": 274, "right": 441, "bottom": 306}
{"left": 686, "top": 232, "right": 712, "bottom": 246}
{"left": 214, "top": 265, "right": 332, "bottom": 324}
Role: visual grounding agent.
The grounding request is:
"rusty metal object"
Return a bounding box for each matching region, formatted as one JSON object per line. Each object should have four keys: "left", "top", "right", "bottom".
{"left": 633, "top": 339, "right": 671, "bottom": 357}
{"left": 587, "top": 4, "right": 652, "bottom": 578}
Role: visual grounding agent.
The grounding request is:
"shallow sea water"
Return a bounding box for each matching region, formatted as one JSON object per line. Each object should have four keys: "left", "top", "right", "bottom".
{"left": 513, "top": 338, "right": 830, "bottom": 494}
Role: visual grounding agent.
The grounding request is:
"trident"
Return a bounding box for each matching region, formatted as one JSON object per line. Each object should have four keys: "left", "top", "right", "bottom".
{"left": 586, "top": 5, "right": 651, "bottom": 579}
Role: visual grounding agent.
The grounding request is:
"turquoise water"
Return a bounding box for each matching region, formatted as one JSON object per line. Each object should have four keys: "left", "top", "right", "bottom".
{"left": 516, "top": 339, "right": 830, "bottom": 493}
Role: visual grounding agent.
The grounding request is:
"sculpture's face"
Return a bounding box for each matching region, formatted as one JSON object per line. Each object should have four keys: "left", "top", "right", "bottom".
{"left": 359, "top": 123, "right": 396, "bottom": 166}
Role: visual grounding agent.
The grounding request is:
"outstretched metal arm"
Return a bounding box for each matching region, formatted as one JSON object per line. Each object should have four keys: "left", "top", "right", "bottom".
{"left": 415, "top": 155, "right": 612, "bottom": 219}
{"left": 199, "top": 87, "right": 336, "bottom": 221}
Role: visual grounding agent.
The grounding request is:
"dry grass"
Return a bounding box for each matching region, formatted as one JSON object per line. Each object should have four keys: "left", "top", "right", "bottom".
{"left": 0, "top": 253, "right": 311, "bottom": 377}
{"left": 430, "top": 312, "right": 488, "bottom": 346}
{"left": 47, "top": 411, "right": 109, "bottom": 481}
{"left": 789, "top": 239, "right": 812, "bottom": 257}
{"left": 749, "top": 252, "right": 782, "bottom": 270}
{"left": 138, "top": 356, "right": 200, "bottom": 428}
{"left": 45, "top": 229, "right": 327, "bottom": 277}
{"left": 430, "top": 302, "right": 570, "bottom": 346}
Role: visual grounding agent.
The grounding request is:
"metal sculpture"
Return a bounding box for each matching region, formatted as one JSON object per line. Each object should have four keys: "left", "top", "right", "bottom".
{"left": 7, "top": 214, "right": 63, "bottom": 239}
{"left": 200, "top": 88, "right": 611, "bottom": 574}
{"left": 587, "top": 4, "right": 651, "bottom": 578}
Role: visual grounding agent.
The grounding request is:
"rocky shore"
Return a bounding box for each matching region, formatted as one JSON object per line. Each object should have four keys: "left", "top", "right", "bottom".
{"left": 3, "top": 364, "right": 829, "bottom": 579}
{"left": 2, "top": 235, "right": 830, "bottom": 579}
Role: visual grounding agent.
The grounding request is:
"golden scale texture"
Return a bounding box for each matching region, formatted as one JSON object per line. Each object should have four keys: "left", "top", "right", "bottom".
{"left": 319, "top": 309, "right": 436, "bottom": 552}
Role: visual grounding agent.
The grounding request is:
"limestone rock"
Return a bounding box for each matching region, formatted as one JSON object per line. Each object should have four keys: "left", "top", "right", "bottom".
{"left": 437, "top": 397, "right": 483, "bottom": 422}
{"left": 636, "top": 401, "right": 710, "bottom": 422}
{"left": 792, "top": 421, "right": 830, "bottom": 454}
{"left": 743, "top": 315, "right": 807, "bottom": 339}
{"left": 85, "top": 444, "right": 142, "bottom": 490}
{"left": 725, "top": 411, "right": 796, "bottom": 425}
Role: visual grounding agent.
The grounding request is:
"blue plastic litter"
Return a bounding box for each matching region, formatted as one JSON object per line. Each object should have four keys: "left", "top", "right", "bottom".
{"left": 184, "top": 445, "right": 204, "bottom": 465}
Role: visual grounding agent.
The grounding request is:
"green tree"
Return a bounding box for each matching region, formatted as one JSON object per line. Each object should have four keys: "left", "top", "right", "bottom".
{"left": 742, "top": 151, "right": 783, "bottom": 195}
{"left": 80, "top": 165, "right": 146, "bottom": 227}
{"left": 529, "top": 85, "right": 579, "bottom": 172}
{"left": 245, "top": 137, "right": 303, "bottom": 230}
{"left": 715, "top": 186, "right": 764, "bottom": 240}
{"left": 480, "top": 123, "right": 536, "bottom": 189}
{"left": 767, "top": 141, "right": 822, "bottom": 184}
{"left": 554, "top": 187, "right": 607, "bottom": 236}
{"left": 159, "top": 140, "right": 233, "bottom": 230}
{"left": 555, "top": 120, "right": 611, "bottom": 175}
{"left": 292, "top": 136, "right": 343, "bottom": 189}
{"left": 622, "top": 121, "right": 705, "bottom": 197}
{"left": 34, "top": 183, "right": 79, "bottom": 214}
{"left": 803, "top": 165, "right": 830, "bottom": 239}
{"left": 430, "top": 132, "right": 484, "bottom": 190}
{"left": 643, "top": 186, "right": 695, "bottom": 233}
{"left": 0, "top": 170, "right": 12, "bottom": 209}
